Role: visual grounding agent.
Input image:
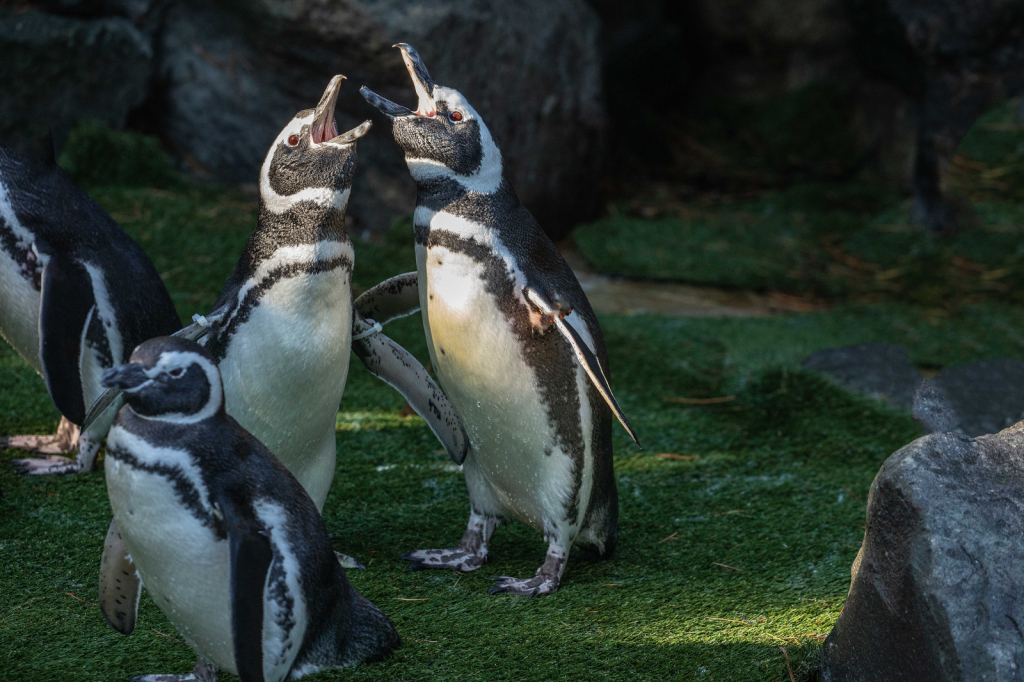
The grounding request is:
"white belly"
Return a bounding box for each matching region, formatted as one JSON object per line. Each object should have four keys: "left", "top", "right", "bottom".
{"left": 218, "top": 268, "right": 352, "bottom": 510}
{"left": 418, "top": 245, "right": 587, "bottom": 529}
{"left": 104, "top": 441, "right": 237, "bottom": 675}
{"left": 0, "top": 248, "right": 42, "bottom": 373}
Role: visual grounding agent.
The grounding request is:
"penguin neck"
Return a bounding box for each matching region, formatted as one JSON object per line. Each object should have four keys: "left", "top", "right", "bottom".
{"left": 413, "top": 172, "right": 520, "bottom": 245}
{"left": 249, "top": 200, "right": 349, "bottom": 264}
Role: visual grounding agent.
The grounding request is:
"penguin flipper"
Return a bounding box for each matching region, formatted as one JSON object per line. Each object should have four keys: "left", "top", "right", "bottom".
{"left": 351, "top": 311, "right": 470, "bottom": 465}
{"left": 220, "top": 497, "right": 273, "bottom": 682}
{"left": 98, "top": 517, "right": 141, "bottom": 635}
{"left": 39, "top": 253, "right": 95, "bottom": 425}
{"left": 353, "top": 272, "right": 420, "bottom": 325}
{"left": 523, "top": 287, "right": 641, "bottom": 448}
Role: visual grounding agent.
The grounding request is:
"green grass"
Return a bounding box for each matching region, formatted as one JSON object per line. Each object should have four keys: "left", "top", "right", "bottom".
{"left": 3, "top": 123, "right": 1024, "bottom": 680}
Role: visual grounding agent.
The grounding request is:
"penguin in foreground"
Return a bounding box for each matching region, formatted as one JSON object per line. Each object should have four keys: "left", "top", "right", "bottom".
{"left": 0, "top": 146, "right": 181, "bottom": 475}
{"left": 102, "top": 336, "right": 400, "bottom": 682}
{"left": 359, "top": 45, "right": 640, "bottom": 597}
{"left": 89, "top": 76, "right": 467, "bottom": 631}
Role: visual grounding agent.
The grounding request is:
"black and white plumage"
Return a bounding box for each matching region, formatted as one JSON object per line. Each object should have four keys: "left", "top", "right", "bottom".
{"left": 86, "top": 75, "right": 467, "bottom": 514}
{"left": 0, "top": 146, "right": 180, "bottom": 475}
{"left": 359, "top": 45, "right": 639, "bottom": 597}
{"left": 101, "top": 336, "right": 400, "bottom": 682}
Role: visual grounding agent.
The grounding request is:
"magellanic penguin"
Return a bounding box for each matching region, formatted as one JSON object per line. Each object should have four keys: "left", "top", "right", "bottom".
{"left": 0, "top": 146, "right": 181, "bottom": 475}
{"left": 87, "top": 75, "right": 467, "bottom": 514}
{"left": 359, "top": 45, "right": 641, "bottom": 597}
{"left": 102, "top": 336, "right": 400, "bottom": 682}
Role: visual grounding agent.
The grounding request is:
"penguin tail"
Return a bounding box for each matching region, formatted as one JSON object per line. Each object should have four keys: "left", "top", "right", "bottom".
{"left": 340, "top": 587, "right": 402, "bottom": 665}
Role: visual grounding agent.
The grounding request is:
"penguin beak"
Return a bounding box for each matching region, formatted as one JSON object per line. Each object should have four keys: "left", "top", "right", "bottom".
{"left": 330, "top": 119, "right": 372, "bottom": 145}
{"left": 311, "top": 75, "right": 344, "bottom": 145}
{"left": 395, "top": 43, "right": 436, "bottom": 117}
{"left": 360, "top": 43, "right": 436, "bottom": 119}
{"left": 101, "top": 363, "right": 151, "bottom": 392}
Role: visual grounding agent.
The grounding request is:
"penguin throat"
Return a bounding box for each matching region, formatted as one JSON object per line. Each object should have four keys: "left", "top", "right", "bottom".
{"left": 310, "top": 118, "right": 339, "bottom": 145}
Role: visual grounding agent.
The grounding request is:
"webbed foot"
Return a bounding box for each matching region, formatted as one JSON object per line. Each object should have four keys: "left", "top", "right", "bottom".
{"left": 1, "top": 416, "right": 79, "bottom": 454}
{"left": 488, "top": 573, "right": 559, "bottom": 597}
{"left": 10, "top": 431, "right": 99, "bottom": 475}
{"left": 335, "top": 551, "right": 367, "bottom": 570}
{"left": 130, "top": 658, "right": 218, "bottom": 682}
{"left": 400, "top": 547, "right": 486, "bottom": 572}
{"left": 401, "top": 510, "right": 497, "bottom": 572}
{"left": 488, "top": 542, "right": 567, "bottom": 598}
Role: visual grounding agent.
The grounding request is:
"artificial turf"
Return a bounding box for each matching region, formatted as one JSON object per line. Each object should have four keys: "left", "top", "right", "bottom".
{"left": 2, "top": 128, "right": 1024, "bottom": 681}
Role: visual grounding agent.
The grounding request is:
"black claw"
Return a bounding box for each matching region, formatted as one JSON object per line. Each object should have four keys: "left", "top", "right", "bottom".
{"left": 407, "top": 561, "right": 428, "bottom": 571}
{"left": 399, "top": 552, "right": 416, "bottom": 561}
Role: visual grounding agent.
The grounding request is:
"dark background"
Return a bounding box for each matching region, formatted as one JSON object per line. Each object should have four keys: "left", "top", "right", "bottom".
{"left": 2, "top": 0, "right": 1023, "bottom": 238}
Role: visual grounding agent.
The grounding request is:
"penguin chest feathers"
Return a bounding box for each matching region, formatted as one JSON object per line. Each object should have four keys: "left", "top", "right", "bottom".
{"left": 212, "top": 239, "right": 353, "bottom": 490}
{"left": 416, "top": 209, "right": 596, "bottom": 530}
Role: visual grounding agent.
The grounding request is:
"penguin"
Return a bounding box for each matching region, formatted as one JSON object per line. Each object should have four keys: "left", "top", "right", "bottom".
{"left": 0, "top": 145, "right": 181, "bottom": 475}
{"left": 101, "top": 336, "right": 400, "bottom": 682}
{"left": 359, "top": 45, "right": 640, "bottom": 597}
{"left": 90, "top": 76, "right": 468, "bottom": 626}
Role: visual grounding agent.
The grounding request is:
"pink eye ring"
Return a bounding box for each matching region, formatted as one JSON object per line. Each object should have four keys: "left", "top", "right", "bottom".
{"left": 450, "top": 111, "right": 463, "bottom": 122}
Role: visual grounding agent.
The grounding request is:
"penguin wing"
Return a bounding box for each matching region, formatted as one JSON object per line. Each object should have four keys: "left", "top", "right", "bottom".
{"left": 351, "top": 310, "right": 470, "bottom": 465}
{"left": 39, "top": 253, "right": 95, "bottom": 424}
{"left": 523, "top": 286, "right": 641, "bottom": 448}
{"left": 98, "top": 517, "right": 141, "bottom": 635}
{"left": 353, "top": 272, "right": 420, "bottom": 325}
{"left": 217, "top": 495, "right": 275, "bottom": 682}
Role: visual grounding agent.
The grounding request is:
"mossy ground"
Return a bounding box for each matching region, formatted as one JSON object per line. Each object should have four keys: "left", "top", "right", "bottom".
{"left": 2, "top": 123, "right": 1023, "bottom": 680}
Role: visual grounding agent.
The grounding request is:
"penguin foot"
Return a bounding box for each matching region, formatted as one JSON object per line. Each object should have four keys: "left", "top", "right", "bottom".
{"left": 399, "top": 548, "right": 486, "bottom": 572}
{"left": 335, "top": 551, "right": 367, "bottom": 570}
{"left": 488, "top": 574, "right": 559, "bottom": 598}
{"left": 9, "top": 432, "right": 99, "bottom": 475}
{"left": 488, "top": 543, "right": 567, "bottom": 597}
{"left": 129, "top": 658, "right": 218, "bottom": 682}
{"left": 10, "top": 454, "right": 81, "bottom": 475}
{"left": 0, "top": 417, "right": 80, "bottom": 454}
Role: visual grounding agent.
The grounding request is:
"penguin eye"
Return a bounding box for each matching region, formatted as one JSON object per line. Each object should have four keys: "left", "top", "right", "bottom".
{"left": 449, "top": 111, "right": 463, "bottom": 122}
{"left": 287, "top": 134, "right": 299, "bottom": 146}
{"left": 169, "top": 367, "right": 185, "bottom": 378}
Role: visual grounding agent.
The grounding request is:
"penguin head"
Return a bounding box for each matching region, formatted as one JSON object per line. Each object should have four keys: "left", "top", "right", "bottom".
{"left": 360, "top": 44, "right": 503, "bottom": 193}
{"left": 101, "top": 337, "right": 224, "bottom": 424}
{"left": 261, "top": 75, "right": 373, "bottom": 212}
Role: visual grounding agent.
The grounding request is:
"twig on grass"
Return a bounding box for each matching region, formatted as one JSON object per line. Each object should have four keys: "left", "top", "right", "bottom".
{"left": 712, "top": 562, "right": 744, "bottom": 571}
{"left": 713, "top": 510, "right": 743, "bottom": 517}
{"left": 151, "top": 628, "right": 185, "bottom": 645}
{"left": 656, "top": 453, "right": 700, "bottom": 460}
{"left": 779, "top": 646, "right": 796, "bottom": 682}
{"left": 64, "top": 592, "right": 97, "bottom": 607}
{"left": 657, "top": 532, "right": 679, "bottom": 543}
{"left": 33, "top": 486, "right": 58, "bottom": 498}
{"left": 395, "top": 598, "right": 429, "bottom": 601}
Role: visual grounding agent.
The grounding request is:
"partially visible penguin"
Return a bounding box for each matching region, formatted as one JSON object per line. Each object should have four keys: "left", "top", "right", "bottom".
{"left": 359, "top": 45, "right": 640, "bottom": 596}
{"left": 102, "top": 336, "right": 400, "bottom": 682}
{"left": 0, "top": 145, "right": 181, "bottom": 475}
{"left": 90, "top": 76, "right": 468, "bottom": 627}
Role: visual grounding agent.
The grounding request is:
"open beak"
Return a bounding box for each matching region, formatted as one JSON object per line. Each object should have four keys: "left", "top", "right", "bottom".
{"left": 360, "top": 43, "right": 436, "bottom": 119}
{"left": 101, "top": 363, "right": 150, "bottom": 391}
{"left": 312, "top": 75, "right": 373, "bottom": 145}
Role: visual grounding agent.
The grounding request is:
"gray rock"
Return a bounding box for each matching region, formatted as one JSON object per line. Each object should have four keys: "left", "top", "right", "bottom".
{"left": 928, "top": 359, "right": 1024, "bottom": 437}
{"left": 912, "top": 379, "right": 960, "bottom": 434}
{"left": 819, "top": 424, "right": 1024, "bottom": 681}
{"left": 0, "top": 9, "right": 152, "bottom": 157}
{"left": 801, "top": 343, "right": 923, "bottom": 409}
{"left": 149, "top": 0, "right": 605, "bottom": 236}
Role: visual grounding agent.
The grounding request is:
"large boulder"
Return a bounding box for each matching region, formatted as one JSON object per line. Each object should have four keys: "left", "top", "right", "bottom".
{"left": 819, "top": 424, "right": 1024, "bottom": 681}
{"left": 146, "top": 0, "right": 605, "bottom": 236}
{"left": 0, "top": 8, "right": 152, "bottom": 157}
{"left": 915, "top": 360, "right": 1024, "bottom": 437}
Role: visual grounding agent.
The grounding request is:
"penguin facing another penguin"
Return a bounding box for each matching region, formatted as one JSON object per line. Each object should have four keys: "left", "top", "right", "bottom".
{"left": 0, "top": 146, "right": 181, "bottom": 475}
{"left": 360, "top": 45, "right": 639, "bottom": 596}
{"left": 102, "top": 336, "right": 400, "bottom": 682}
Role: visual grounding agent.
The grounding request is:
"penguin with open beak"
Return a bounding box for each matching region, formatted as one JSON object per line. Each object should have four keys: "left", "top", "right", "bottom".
{"left": 358, "top": 45, "right": 640, "bottom": 597}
